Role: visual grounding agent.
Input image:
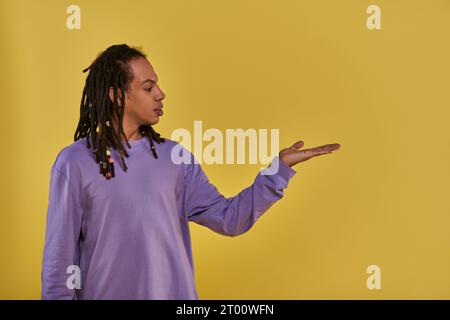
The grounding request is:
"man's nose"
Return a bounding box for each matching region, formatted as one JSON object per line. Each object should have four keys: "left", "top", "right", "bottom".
{"left": 155, "top": 86, "right": 166, "bottom": 100}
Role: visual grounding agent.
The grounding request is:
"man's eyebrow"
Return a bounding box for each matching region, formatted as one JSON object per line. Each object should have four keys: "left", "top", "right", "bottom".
{"left": 141, "top": 78, "right": 158, "bottom": 85}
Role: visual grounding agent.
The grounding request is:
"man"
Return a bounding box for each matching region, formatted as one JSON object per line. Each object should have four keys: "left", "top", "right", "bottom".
{"left": 41, "top": 44, "right": 341, "bottom": 299}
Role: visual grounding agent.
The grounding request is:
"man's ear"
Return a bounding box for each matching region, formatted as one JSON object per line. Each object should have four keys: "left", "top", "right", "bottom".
{"left": 109, "top": 86, "right": 123, "bottom": 107}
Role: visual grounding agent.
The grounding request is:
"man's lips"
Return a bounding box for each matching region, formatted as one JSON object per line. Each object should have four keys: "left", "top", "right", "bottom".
{"left": 154, "top": 107, "right": 163, "bottom": 116}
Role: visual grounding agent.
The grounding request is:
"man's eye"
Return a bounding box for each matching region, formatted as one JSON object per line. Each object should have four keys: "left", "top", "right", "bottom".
{"left": 145, "top": 87, "right": 153, "bottom": 92}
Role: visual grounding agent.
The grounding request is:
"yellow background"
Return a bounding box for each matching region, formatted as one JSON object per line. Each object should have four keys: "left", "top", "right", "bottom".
{"left": 1, "top": 0, "right": 450, "bottom": 299}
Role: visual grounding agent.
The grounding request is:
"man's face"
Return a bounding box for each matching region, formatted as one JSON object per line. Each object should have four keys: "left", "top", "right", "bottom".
{"left": 111, "top": 56, "right": 166, "bottom": 126}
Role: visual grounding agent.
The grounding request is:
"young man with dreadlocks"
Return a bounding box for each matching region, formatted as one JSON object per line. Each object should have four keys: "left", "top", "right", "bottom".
{"left": 41, "top": 44, "right": 341, "bottom": 300}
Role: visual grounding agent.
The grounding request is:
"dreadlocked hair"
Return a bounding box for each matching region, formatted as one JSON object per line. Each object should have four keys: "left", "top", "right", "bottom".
{"left": 74, "top": 44, "right": 165, "bottom": 180}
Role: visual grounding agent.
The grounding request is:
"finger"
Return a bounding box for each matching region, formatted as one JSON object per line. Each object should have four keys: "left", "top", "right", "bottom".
{"left": 306, "top": 150, "right": 334, "bottom": 160}
{"left": 319, "top": 143, "right": 340, "bottom": 150}
{"left": 302, "top": 147, "right": 334, "bottom": 157}
{"left": 312, "top": 143, "right": 340, "bottom": 152}
{"left": 290, "top": 140, "right": 305, "bottom": 150}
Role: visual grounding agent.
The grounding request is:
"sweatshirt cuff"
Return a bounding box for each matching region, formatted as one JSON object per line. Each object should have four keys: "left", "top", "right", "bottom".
{"left": 260, "top": 156, "right": 297, "bottom": 183}
{"left": 276, "top": 156, "right": 297, "bottom": 182}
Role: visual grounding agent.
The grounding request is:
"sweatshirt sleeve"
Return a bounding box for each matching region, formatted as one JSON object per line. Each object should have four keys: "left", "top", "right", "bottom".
{"left": 41, "top": 166, "right": 83, "bottom": 300}
{"left": 182, "top": 152, "right": 297, "bottom": 237}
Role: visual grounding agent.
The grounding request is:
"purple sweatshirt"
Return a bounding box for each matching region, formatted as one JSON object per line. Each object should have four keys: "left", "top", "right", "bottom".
{"left": 41, "top": 136, "right": 296, "bottom": 299}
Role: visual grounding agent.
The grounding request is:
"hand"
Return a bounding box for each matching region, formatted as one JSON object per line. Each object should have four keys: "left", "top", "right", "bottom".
{"left": 279, "top": 140, "right": 341, "bottom": 167}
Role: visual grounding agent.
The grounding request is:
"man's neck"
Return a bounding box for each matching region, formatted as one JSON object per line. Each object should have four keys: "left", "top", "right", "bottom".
{"left": 110, "top": 117, "right": 144, "bottom": 142}
{"left": 123, "top": 129, "right": 144, "bottom": 142}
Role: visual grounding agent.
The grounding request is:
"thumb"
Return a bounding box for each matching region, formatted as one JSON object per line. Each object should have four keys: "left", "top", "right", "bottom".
{"left": 289, "top": 140, "right": 304, "bottom": 150}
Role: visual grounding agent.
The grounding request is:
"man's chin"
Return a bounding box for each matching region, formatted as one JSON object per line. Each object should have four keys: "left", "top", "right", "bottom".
{"left": 147, "top": 117, "right": 160, "bottom": 126}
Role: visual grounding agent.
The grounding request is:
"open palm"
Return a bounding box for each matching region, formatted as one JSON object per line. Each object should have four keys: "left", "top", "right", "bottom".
{"left": 279, "top": 140, "right": 341, "bottom": 167}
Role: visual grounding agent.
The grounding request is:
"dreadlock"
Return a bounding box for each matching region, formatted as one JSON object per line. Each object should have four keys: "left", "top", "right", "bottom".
{"left": 74, "top": 44, "right": 165, "bottom": 180}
